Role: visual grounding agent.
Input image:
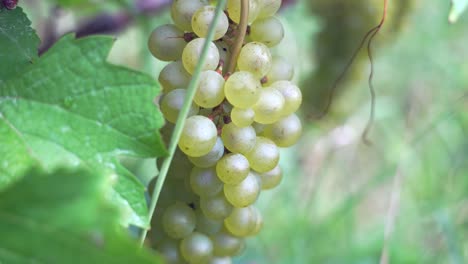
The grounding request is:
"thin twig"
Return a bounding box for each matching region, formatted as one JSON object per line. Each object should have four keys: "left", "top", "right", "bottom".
{"left": 362, "top": 0, "right": 388, "bottom": 144}
{"left": 225, "top": 0, "right": 249, "bottom": 75}
{"left": 138, "top": 0, "right": 227, "bottom": 246}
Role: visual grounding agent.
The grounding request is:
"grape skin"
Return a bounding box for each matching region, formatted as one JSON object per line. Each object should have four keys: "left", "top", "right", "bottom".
{"left": 263, "top": 113, "right": 302, "bottom": 147}
{"left": 237, "top": 42, "right": 272, "bottom": 78}
{"left": 246, "top": 137, "right": 279, "bottom": 173}
{"left": 226, "top": 0, "right": 260, "bottom": 24}
{"left": 148, "top": 24, "right": 186, "bottom": 61}
{"left": 230, "top": 107, "right": 255, "bottom": 127}
{"left": 180, "top": 232, "right": 214, "bottom": 263}
{"left": 192, "top": 5, "right": 229, "bottom": 40}
{"left": 190, "top": 166, "right": 224, "bottom": 197}
{"left": 216, "top": 153, "right": 250, "bottom": 185}
{"left": 223, "top": 172, "right": 260, "bottom": 208}
{"left": 160, "top": 89, "right": 199, "bottom": 124}
{"left": 171, "top": 0, "right": 208, "bottom": 31}
{"left": 178, "top": 115, "right": 218, "bottom": 157}
{"left": 257, "top": 0, "right": 281, "bottom": 19}
{"left": 182, "top": 38, "right": 220, "bottom": 74}
{"left": 224, "top": 206, "right": 257, "bottom": 237}
{"left": 271, "top": 80, "right": 302, "bottom": 116}
{"left": 188, "top": 137, "right": 224, "bottom": 168}
{"left": 250, "top": 16, "right": 284, "bottom": 47}
{"left": 159, "top": 60, "right": 192, "bottom": 93}
{"left": 221, "top": 123, "right": 257, "bottom": 155}
{"left": 252, "top": 87, "right": 285, "bottom": 124}
{"left": 194, "top": 70, "right": 225, "bottom": 108}
{"left": 162, "top": 202, "right": 196, "bottom": 239}
{"left": 224, "top": 71, "right": 261, "bottom": 109}
{"left": 264, "top": 56, "right": 295, "bottom": 86}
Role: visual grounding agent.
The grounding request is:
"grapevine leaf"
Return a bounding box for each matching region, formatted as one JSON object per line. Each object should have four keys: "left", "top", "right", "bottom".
{"left": 0, "top": 34, "right": 166, "bottom": 228}
{"left": 449, "top": 0, "right": 468, "bottom": 23}
{"left": 0, "top": 166, "right": 162, "bottom": 263}
{"left": 0, "top": 7, "right": 40, "bottom": 84}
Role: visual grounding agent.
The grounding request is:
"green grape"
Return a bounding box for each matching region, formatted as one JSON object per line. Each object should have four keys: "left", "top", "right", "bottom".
{"left": 156, "top": 177, "right": 198, "bottom": 206}
{"left": 252, "top": 122, "right": 265, "bottom": 134}
{"left": 192, "top": 5, "right": 229, "bottom": 40}
{"left": 248, "top": 206, "right": 263, "bottom": 236}
{"left": 163, "top": 202, "right": 196, "bottom": 239}
{"left": 178, "top": 115, "right": 218, "bottom": 157}
{"left": 190, "top": 167, "right": 223, "bottom": 197}
{"left": 159, "top": 60, "right": 192, "bottom": 93}
{"left": 246, "top": 137, "right": 279, "bottom": 173}
{"left": 194, "top": 70, "right": 225, "bottom": 108}
{"left": 200, "top": 193, "right": 234, "bottom": 220}
{"left": 223, "top": 172, "right": 260, "bottom": 208}
{"left": 250, "top": 16, "right": 284, "bottom": 47}
{"left": 182, "top": 38, "right": 220, "bottom": 74}
{"left": 224, "top": 206, "right": 256, "bottom": 237}
{"left": 237, "top": 42, "right": 272, "bottom": 78}
{"left": 195, "top": 210, "right": 223, "bottom": 235}
{"left": 216, "top": 153, "right": 250, "bottom": 185}
{"left": 157, "top": 148, "right": 192, "bottom": 180}
{"left": 230, "top": 107, "right": 255, "bottom": 127}
{"left": 148, "top": 24, "right": 186, "bottom": 61}
{"left": 157, "top": 239, "right": 186, "bottom": 264}
{"left": 252, "top": 87, "right": 285, "bottom": 124}
{"left": 180, "top": 232, "right": 213, "bottom": 264}
{"left": 210, "top": 229, "right": 244, "bottom": 256}
{"left": 270, "top": 80, "right": 302, "bottom": 116}
{"left": 264, "top": 55, "right": 294, "bottom": 86}
{"left": 208, "top": 257, "right": 232, "bottom": 264}
{"left": 224, "top": 71, "right": 261, "bottom": 109}
{"left": 161, "top": 89, "right": 199, "bottom": 124}
{"left": 189, "top": 137, "right": 224, "bottom": 168}
{"left": 257, "top": 164, "right": 282, "bottom": 190}
{"left": 263, "top": 114, "right": 302, "bottom": 147}
{"left": 226, "top": 0, "right": 260, "bottom": 24}
{"left": 171, "top": 0, "right": 207, "bottom": 31}
{"left": 220, "top": 123, "right": 256, "bottom": 154}
{"left": 257, "top": 0, "right": 281, "bottom": 18}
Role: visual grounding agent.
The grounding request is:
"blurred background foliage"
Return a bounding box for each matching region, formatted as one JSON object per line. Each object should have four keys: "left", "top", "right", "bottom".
{"left": 21, "top": 0, "right": 468, "bottom": 263}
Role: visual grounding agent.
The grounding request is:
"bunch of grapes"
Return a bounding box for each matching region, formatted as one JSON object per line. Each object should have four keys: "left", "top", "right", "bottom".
{"left": 148, "top": 0, "right": 302, "bottom": 263}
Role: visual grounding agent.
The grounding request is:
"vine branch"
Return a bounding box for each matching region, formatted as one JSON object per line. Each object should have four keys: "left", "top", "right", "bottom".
{"left": 225, "top": 0, "right": 249, "bottom": 75}
{"left": 362, "top": 0, "right": 388, "bottom": 144}
{"left": 309, "top": 0, "right": 388, "bottom": 145}
{"left": 139, "top": 0, "right": 227, "bottom": 246}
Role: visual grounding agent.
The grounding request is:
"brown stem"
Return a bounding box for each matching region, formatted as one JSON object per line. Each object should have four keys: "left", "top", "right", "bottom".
{"left": 224, "top": 0, "right": 249, "bottom": 75}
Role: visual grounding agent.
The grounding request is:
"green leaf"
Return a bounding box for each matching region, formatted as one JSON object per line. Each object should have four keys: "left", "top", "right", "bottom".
{"left": 449, "top": 0, "right": 468, "bottom": 23}
{"left": 0, "top": 7, "right": 40, "bottom": 84}
{"left": 0, "top": 34, "right": 166, "bottom": 228}
{"left": 0, "top": 166, "right": 162, "bottom": 263}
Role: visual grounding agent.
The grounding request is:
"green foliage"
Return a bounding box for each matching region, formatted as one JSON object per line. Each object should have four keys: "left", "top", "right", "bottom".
{"left": 0, "top": 9, "right": 166, "bottom": 228}
{"left": 450, "top": 0, "right": 468, "bottom": 23}
{"left": 0, "top": 166, "right": 162, "bottom": 263}
{"left": 0, "top": 7, "right": 40, "bottom": 84}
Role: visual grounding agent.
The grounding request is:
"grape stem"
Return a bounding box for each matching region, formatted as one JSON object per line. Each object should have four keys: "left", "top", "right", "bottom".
{"left": 138, "top": 0, "right": 227, "bottom": 246}
{"left": 224, "top": 0, "right": 249, "bottom": 75}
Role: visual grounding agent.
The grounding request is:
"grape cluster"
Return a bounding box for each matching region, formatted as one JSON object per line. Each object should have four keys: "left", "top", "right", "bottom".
{"left": 148, "top": 0, "right": 302, "bottom": 263}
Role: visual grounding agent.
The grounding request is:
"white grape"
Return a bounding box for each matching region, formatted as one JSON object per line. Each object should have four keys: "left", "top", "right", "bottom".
{"left": 250, "top": 16, "right": 284, "bottom": 47}
{"left": 192, "top": 5, "right": 229, "bottom": 40}
{"left": 148, "top": 24, "right": 186, "bottom": 61}
{"left": 182, "top": 38, "right": 220, "bottom": 74}
{"left": 237, "top": 42, "right": 272, "bottom": 78}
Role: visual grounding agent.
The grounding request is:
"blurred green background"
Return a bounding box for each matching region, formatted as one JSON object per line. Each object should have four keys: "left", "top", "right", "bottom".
{"left": 23, "top": 0, "right": 468, "bottom": 263}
